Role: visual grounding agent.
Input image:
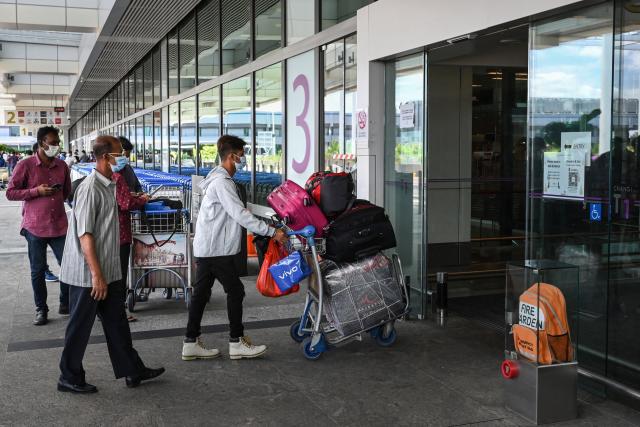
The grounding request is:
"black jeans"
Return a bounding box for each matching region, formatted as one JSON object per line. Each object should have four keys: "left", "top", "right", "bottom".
{"left": 59, "top": 282, "right": 145, "bottom": 385}
{"left": 120, "top": 243, "right": 131, "bottom": 302}
{"left": 22, "top": 229, "right": 68, "bottom": 312}
{"left": 186, "top": 256, "right": 245, "bottom": 339}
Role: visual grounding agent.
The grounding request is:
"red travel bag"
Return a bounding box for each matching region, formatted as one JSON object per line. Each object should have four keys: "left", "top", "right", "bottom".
{"left": 267, "top": 180, "right": 328, "bottom": 237}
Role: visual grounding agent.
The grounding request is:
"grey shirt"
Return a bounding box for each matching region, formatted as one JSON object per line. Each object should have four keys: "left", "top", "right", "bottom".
{"left": 60, "top": 170, "right": 121, "bottom": 287}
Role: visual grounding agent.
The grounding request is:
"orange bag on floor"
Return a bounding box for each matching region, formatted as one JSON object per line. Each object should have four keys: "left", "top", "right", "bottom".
{"left": 256, "top": 239, "right": 299, "bottom": 297}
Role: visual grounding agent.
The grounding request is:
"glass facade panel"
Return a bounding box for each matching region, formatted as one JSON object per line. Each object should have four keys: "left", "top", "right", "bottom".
{"left": 161, "top": 106, "right": 169, "bottom": 173}
{"left": 153, "top": 110, "right": 162, "bottom": 171}
{"left": 528, "top": 3, "right": 613, "bottom": 376}
{"left": 128, "top": 74, "right": 136, "bottom": 116}
{"left": 143, "top": 56, "right": 153, "bottom": 108}
{"left": 197, "top": 0, "right": 220, "bottom": 83}
{"left": 384, "top": 54, "right": 425, "bottom": 317}
{"left": 222, "top": 0, "right": 251, "bottom": 73}
{"left": 144, "top": 113, "right": 154, "bottom": 169}
{"left": 153, "top": 46, "right": 162, "bottom": 103}
{"left": 180, "top": 96, "right": 197, "bottom": 176}
{"left": 128, "top": 120, "right": 137, "bottom": 166}
{"left": 286, "top": 0, "right": 314, "bottom": 45}
{"left": 180, "top": 14, "right": 197, "bottom": 93}
{"left": 344, "top": 34, "right": 357, "bottom": 169}
{"left": 323, "top": 40, "right": 344, "bottom": 171}
{"left": 198, "top": 87, "right": 221, "bottom": 175}
{"left": 321, "top": 0, "right": 372, "bottom": 30}
{"left": 255, "top": 0, "right": 282, "bottom": 58}
{"left": 169, "top": 102, "right": 180, "bottom": 174}
{"left": 135, "top": 65, "right": 144, "bottom": 112}
{"left": 168, "top": 30, "right": 179, "bottom": 97}
{"left": 223, "top": 75, "right": 252, "bottom": 201}
{"left": 255, "top": 63, "right": 283, "bottom": 205}
{"left": 135, "top": 117, "right": 144, "bottom": 167}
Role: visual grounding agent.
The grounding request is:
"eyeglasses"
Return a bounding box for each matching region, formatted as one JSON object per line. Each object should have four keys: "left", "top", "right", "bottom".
{"left": 107, "top": 151, "right": 125, "bottom": 157}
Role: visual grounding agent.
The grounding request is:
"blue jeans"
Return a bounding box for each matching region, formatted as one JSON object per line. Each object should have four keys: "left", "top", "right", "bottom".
{"left": 22, "top": 229, "right": 68, "bottom": 312}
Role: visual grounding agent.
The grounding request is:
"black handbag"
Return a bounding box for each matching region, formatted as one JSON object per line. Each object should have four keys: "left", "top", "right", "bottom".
{"left": 323, "top": 200, "right": 397, "bottom": 262}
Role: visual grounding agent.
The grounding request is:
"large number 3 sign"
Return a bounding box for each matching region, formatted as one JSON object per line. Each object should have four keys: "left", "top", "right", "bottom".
{"left": 291, "top": 74, "right": 310, "bottom": 174}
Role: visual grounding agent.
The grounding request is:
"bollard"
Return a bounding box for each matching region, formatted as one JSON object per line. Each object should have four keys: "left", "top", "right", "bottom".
{"left": 436, "top": 272, "right": 448, "bottom": 319}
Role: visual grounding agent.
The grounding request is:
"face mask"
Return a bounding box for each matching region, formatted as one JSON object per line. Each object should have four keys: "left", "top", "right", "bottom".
{"left": 110, "top": 156, "right": 128, "bottom": 172}
{"left": 42, "top": 143, "right": 60, "bottom": 158}
{"left": 234, "top": 155, "right": 247, "bottom": 171}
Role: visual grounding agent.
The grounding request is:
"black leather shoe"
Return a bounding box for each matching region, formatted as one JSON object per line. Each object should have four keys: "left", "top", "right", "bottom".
{"left": 125, "top": 367, "right": 165, "bottom": 388}
{"left": 59, "top": 305, "right": 69, "bottom": 315}
{"left": 57, "top": 379, "right": 98, "bottom": 394}
{"left": 34, "top": 310, "right": 48, "bottom": 326}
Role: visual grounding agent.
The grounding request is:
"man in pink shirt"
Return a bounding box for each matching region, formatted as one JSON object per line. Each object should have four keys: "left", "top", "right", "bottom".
{"left": 7, "top": 126, "right": 71, "bottom": 325}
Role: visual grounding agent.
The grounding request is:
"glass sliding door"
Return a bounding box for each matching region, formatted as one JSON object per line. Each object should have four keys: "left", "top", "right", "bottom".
{"left": 528, "top": 2, "right": 613, "bottom": 377}
{"left": 384, "top": 54, "right": 426, "bottom": 318}
{"left": 609, "top": 0, "right": 640, "bottom": 390}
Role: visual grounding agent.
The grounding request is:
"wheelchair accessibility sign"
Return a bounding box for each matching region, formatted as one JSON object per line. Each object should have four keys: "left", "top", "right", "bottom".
{"left": 590, "top": 203, "right": 602, "bottom": 222}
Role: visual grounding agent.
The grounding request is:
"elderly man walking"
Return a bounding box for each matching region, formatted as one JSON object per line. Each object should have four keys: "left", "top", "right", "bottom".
{"left": 57, "top": 135, "right": 164, "bottom": 394}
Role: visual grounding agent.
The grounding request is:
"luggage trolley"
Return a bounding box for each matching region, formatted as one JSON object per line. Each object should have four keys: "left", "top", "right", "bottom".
{"left": 281, "top": 223, "right": 409, "bottom": 360}
{"left": 127, "top": 185, "right": 192, "bottom": 312}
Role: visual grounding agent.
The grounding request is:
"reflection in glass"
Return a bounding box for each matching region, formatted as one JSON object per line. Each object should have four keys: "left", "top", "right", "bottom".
{"left": 321, "top": 0, "right": 372, "bottom": 30}
{"left": 135, "top": 117, "right": 144, "bottom": 168}
{"left": 168, "top": 30, "right": 179, "bottom": 97}
{"left": 287, "top": 0, "right": 314, "bottom": 45}
{"left": 255, "top": 63, "right": 283, "bottom": 205}
{"left": 197, "top": 0, "right": 220, "bottom": 83}
{"left": 180, "top": 97, "right": 197, "bottom": 176}
{"left": 222, "top": 0, "right": 251, "bottom": 73}
{"left": 223, "top": 75, "right": 252, "bottom": 201}
{"left": 384, "top": 54, "right": 425, "bottom": 317}
{"left": 255, "top": 0, "right": 281, "bottom": 58}
{"left": 128, "top": 74, "right": 136, "bottom": 117}
{"left": 344, "top": 34, "right": 357, "bottom": 171}
{"left": 528, "top": 3, "right": 613, "bottom": 375}
{"left": 169, "top": 103, "right": 180, "bottom": 174}
{"left": 323, "top": 40, "right": 344, "bottom": 171}
{"left": 135, "top": 65, "right": 144, "bottom": 112}
{"left": 198, "top": 87, "right": 221, "bottom": 175}
{"left": 179, "top": 14, "right": 197, "bottom": 93}
{"left": 128, "top": 120, "right": 137, "bottom": 167}
{"left": 161, "top": 106, "right": 169, "bottom": 173}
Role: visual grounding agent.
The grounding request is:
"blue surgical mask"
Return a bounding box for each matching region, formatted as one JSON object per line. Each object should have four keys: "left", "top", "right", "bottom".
{"left": 111, "top": 155, "right": 128, "bottom": 172}
{"left": 234, "top": 155, "right": 247, "bottom": 171}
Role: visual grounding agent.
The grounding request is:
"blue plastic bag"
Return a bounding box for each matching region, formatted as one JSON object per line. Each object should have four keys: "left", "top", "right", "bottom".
{"left": 268, "top": 251, "right": 312, "bottom": 293}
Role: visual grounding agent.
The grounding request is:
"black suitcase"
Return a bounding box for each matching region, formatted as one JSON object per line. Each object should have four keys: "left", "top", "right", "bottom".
{"left": 323, "top": 200, "right": 397, "bottom": 262}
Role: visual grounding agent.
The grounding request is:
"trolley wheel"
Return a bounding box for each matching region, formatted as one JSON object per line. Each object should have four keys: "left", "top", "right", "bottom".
{"left": 185, "top": 288, "right": 192, "bottom": 309}
{"left": 302, "top": 337, "right": 323, "bottom": 361}
{"left": 374, "top": 326, "right": 397, "bottom": 347}
{"left": 127, "top": 291, "right": 136, "bottom": 313}
{"left": 164, "top": 288, "right": 173, "bottom": 299}
{"left": 289, "top": 319, "right": 310, "bottom": 343}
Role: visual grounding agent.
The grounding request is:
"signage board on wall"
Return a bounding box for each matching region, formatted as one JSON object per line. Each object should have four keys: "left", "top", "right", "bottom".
{"left": 561, "top": 131, "right": 591, "bottom": 166}
{"left": 286, "top": 50, "right": 317, "bottom": 186}
{"left": 356, "top": 108, "right": 368, "bottom": 141}
{"left": 4, "top": 109, "right": 68, "bottom": 127}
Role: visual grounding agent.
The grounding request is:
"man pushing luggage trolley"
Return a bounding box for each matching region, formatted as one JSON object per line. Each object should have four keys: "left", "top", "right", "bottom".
{"left": 181, "top": 135, "right": 288, "bottom": 361}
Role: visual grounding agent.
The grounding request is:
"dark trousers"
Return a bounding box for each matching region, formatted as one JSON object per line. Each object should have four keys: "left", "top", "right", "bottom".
{"left": 120, "top": 243, "right": 131, "bottom": 301}
{"left": 186, "top": 256, "right": 245, "bottom": 339}
{"left": 22, "top": 229, "right": 68, "bottom": 312}
{"left": 59, "top": 282, "right": 145, "bottom": 385}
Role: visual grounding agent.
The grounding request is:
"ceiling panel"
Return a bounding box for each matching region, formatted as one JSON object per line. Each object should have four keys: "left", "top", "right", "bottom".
{"left": 68, "top": 0, "right": 202, "bottom": 124}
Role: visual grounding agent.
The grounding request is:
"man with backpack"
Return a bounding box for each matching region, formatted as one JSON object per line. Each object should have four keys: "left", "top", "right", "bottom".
{"left": 181, "top": 135, "right": 287, "bottom": 361}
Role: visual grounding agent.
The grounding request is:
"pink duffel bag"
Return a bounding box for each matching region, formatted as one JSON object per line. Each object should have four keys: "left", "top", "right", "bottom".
{"left": 267, "top": 180, "right": 328, "bottom": 237}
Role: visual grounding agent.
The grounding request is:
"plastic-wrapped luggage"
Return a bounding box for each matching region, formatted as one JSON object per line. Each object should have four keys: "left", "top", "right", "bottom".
{"left": 321, "top": 253, "right": 405, "bottom": 337}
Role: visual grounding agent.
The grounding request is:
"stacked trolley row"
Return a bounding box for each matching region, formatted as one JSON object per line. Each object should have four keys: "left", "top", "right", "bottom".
{"left": 279, "top": 223, "right": 409, "bottom": 360}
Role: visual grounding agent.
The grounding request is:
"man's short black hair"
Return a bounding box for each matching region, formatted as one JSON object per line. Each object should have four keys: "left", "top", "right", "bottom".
{"left": 32, "top": 142, "right": 39, "bottom": 152}
{"left": 217, "top": 135, "right": 246, "bottom": 161}
{"left": 37, "top": 126, "right": 59, "bottom": 144}
{"left": 118, "top": 136, "right": 133, "bottom": 152}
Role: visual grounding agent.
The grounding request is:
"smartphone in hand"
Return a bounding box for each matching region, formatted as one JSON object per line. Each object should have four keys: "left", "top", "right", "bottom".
{"left": 50, "top": 183, "right": 62, "bottom": 191}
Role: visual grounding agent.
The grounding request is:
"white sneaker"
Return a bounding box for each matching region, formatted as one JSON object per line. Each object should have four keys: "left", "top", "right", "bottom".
{"left": 229, "top": 336, "right": 267, "bottom": 360}
{"left": 182, "top": 337, "right": 220, "bottom": 361}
